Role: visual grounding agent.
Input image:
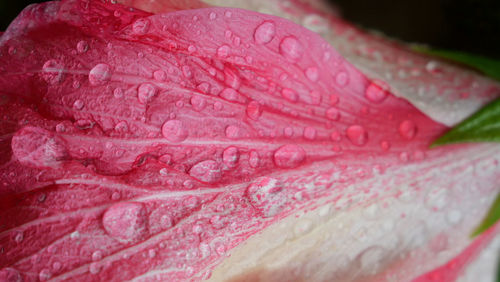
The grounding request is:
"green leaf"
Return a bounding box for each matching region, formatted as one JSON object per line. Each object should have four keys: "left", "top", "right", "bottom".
{"left": 413, "top": 46, "right": 500, "bottom": 82}
{"left": 471, "top": 192, "right": 500, "bottom": 238}
{"left": 431, "top": 98, "right": 500, "bottom": 147}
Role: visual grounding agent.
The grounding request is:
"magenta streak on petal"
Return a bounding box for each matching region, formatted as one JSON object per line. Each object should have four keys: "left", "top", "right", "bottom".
{"left": 0, "top": 0, "right": 497, "bottom": 281}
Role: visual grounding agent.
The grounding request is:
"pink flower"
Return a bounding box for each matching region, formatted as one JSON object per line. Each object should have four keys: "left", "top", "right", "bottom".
{"left": 0, "top": 0, "right": 499, "bottom": 281}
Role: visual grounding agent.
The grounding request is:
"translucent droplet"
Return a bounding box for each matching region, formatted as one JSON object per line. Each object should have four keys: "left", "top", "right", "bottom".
{"left": 39, "top": 269, "right": 51, "bottom": 281}
{"left": 89, "top": 263, "right": 101, "bottom": 274}
{"left": 273, "top": 144, "right": 306, "bottom": 168}
{"left": 162, "top": 120, "right": 188, "bottom": 142}
{"left": 398, "top": 120, "right": 417, "bottom": 140}
{"left": 217, "top": 45, "right": 230, "bottom": 58}
{"left": 42, "top": 60, "right": 64, "bottom": 84}
{"left": 11, "top": 127, "right": 67, "bottom": 168}
{"left": 246, "top": 101, "right": 262, "bottom": 120}
{"left": 365, "top": 80, "right": 389, "bottom": 103}
{"left": 14, "top": 231, "right": 24, "bottom": 243}
{"left": 223, "top": 146, "right": 239, "bottom": 168}
{"left": 326, "top": 107, "right": 340, "bottom": 120}
{"left": 153, "top": 70, "right": 166, "bottom": 81}
{"left": 114, "top": 121, "right": 128, "bottom": 133}
{"left": 113, "top": 88, "right": 123, "bottom": 98}
{"left": 254, "top": 21, "right": 276, "bottom": 44}
{"left": 88, "top": 64, "right": 112, "bottom": 86}
{"left": 279, "top": 36, "right": 303, "bottom": 61}
{"left": 189, "top": 160, "right": 222, "bottom": 184}
{"left": 209, "top": 12, "right": 217, "bottom": 20}
{"left": 132, "top": 18, "right": 150, "bottom": 35}
{"left": 225, "top": 125, "right": 244, "bottom": 139}
{"left": 335, "top": 71, "right": 349, "bottom": 87}
{"left": 249, "top": 150, "right": 260, "bottom": 168}
{"left": 92, "top": 250, "right": 103, "bottom": 261}
{"left": 281, "top": 88, "right": 298, "bottom": 102}
{"left": 76, "top": 40, "right": 89, "bottom": 53}
{"left": 303, "top": 127, "right": 317, "bottom": 140}
{"left": 346, "top": 125, "right": 368, "bottom": 146}
{"left": 73, "top": 99, "right": 84, "bottom": 110}
{"left": 102, "top": 202, "right": 148, "bottom": 243}
{"left": 0, "top": 267, "right": 21, "bottom": 282}
{"left": 247, "top": 177, "right": 286, "bottom": 217}
{"left": 190, "top": 96, "right": 206, "bottom": 111}
{"left": 305, "top": 67, "right": 319, "bottom": 82}
{"left": 137, "top": 83, "right": 157, "bottom": 104}
{"left": 220, "top": 88, "right": 239, "bottom": 101}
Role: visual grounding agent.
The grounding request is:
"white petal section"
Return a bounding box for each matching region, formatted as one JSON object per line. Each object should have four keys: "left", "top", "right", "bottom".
{"left": 209, "top": 144, "right": 500, "bottom": 281}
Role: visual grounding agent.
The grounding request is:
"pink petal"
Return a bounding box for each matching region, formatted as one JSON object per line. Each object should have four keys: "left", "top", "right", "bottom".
{"left": 116, "top": 0, "right": 208, "bottom": 14}
{"left": 0, "top": 1, "right": 498, "bottom": 281}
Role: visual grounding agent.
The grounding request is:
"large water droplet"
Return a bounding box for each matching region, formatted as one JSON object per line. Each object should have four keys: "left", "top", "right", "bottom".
{"left": 365, "top": 80, "right": 389, "bottom": 103}
{"left": 89, "top": 64, "right": 112, "bottom": 86}
{"left": 223, "top": 146, "right": 239, "bottom": 168}
{"left": 0, "top": 268, "right": 22, "bottom": 282}
{"left": 246, "top": 101, "right": 262, "bottom": 120}
{"left": 398, "top": 120, "right": 417, "bottom": 140}
{"left": 189, "top": 160, "right": 222, "bottom": 184}
{"left": 220, "top": 88, "right": 240, "bottom": 102}
{"left": 137, "top": 83, "right": 157, "bottom": 104}
{"left": 273, "top": 144, "right": 306, "bottom": 168}
{"left": 92, "top": 250, "right": 103, "bottom": 261}
{"left": 162, "top": 120, "right": 188, "bottom": 142}
{"left": 279, "top": 36, "right": 303, "bottom": 61}
{"left": 11, "top": 126, "right": 67, "bottom": 168}
{"left": 247, "top": 177, "right": 286, "bottom": 217}
{"left": 39, "top": 269, "right": 51, "bottom": 281}
{"left": 225, "top": 125, "right": 244, "bottom": 139}
{"left": 254, "top": 21, "right": 276, "bottom": 44}
{"left": 102, "top": 202, "right": 148, "bottom": 243}
{"left": 132, "top": 18, "right": 150, "bottom": 35}
{"left": 346, "top": 125, "right": 368, "bottom": 146}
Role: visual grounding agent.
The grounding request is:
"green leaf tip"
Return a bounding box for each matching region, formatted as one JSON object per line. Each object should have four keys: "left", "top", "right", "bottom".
{"left": 471, "top": 192, "right": 500, "bottom": 238}
{"left": 431, "top": 98, "right": 500, "bottom": 148}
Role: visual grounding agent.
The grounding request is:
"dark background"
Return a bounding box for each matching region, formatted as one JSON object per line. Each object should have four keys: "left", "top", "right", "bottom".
{"left": 1, "top": 0, "right": 499, "bottom": 59}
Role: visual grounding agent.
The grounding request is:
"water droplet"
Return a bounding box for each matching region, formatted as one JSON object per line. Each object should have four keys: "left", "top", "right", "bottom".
{"left": 254, "top": 21, "right": 276, "bottom": 44}
{"left": 162, "top": 120, "right": 188, "bottom": 142}
{"left": 76, "top": 40, "right": 89, "bottom": 53}
{"left": 225, "top": 125, "right": 244, "bottom": 139}
{"left": 11, "top": 127, "right": 67, "bottom": 168}
{"left": 39, "top": 269, "right": 51, "bottom": 281}
{"left": 113, "top": 88, "right": 123, "bottom": 98}
{"left": 335, "top": 71, "right": 349, "bottom": 87}
{"left": 114, "top": 121, "right": 128, "bottom": 133}
{"left": 111, "top": 192, "right": 121, "bottom": 200}
{"left": 217, "top": 45, "right": 230, "bottom": 58}
{"left": 224, "top": 11, "right": 232, "bottom": 17}
{"left": 346, "top": 125, "right": 368, "bottom": 146}
{"left": 365, "top": 80, "right": 389, "bottom": 103}
{"left": 273, "top": 144, "right": 306, "bottom": 168}
{"left": 281, "top": 88, "right": 298, "bottom": 102}
{"left": 356, "top": 246, "right": 387, "bottom": 275}
{"left": 190, "top": 96, "right": 206, "bottom": 111}
{"left": 0, "top": 268, "right": 21, "bottom": 282}
{"left": 399, "top": 120, "right": 417, "bottom": 140}
{"left": 279, "top": 36, "right": 303, "bottom": 61}
{"left": 303, "top": 127, "right": 317, "bottom": 140}
{"left": 187, "top": 45, "right": 197, "bottom": 53}
{"left": 380, "top": 140, "right": 390, "bottom": 151}
{"left": 153, "top": 70, "right": 166, "bottom": 81}
{"left": 42, "top": 60, "right": 64, "bottom": 84}
{"left": 447, "top": 210, "right": 462, "bottom": 225}
{"left": 246, "top": 101, "right": 262, "bottom": 120}
{"left": 14, "top": 231, "right": 24, "bottom": 243}
{"left": 249, "top": 150, "right": 260, "bottom": 168}
{"left": 220, "top": 88, "right": 239, "bottom": 101}
{"left": 209, "top": 12, "right": 217, "bottom": 20}
{"left": 137, "top": 83, "right": 157, "bottom": 104}
{"left": 182, "top": 66, "right": 192, "bottom": 78}
{"left": 92, "top": 250, "right": 103, "bottom": 261}
{"left": 132, "top": 18, "right": 150, "bottom": 35}
{"left": 189, "top": 160, "right": 222, "bottom": 184}
{"left": 247, "top": 177, "right": 286, "bottom": 217}
{"left": 73, "top": 99, "right": 84, "bottom": 110}
{"left": 89, "top": 263, "right": 101, "bottom": 274}
{"left": 305, "top": 67, "right": 319, "bottom": 82}
{"left": 326, "top": 107, "right": 340, "bottom": 120}
{"left": 294, "top": 219, "right": 313, "bottom": 236}
{"left": 148, "top": 249, "right": 157, "bottom": 258}
{"left": 89, "top": 64, "right": 112, "bottom": 86}
{"left": 223, "top": 146, "right": 239, "bottom": 168}
{"left": 102, "top": 202, "right": 148, "bottom": 243}
{"left": 424, "top": 189, "right": 448, "bottom": 211}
